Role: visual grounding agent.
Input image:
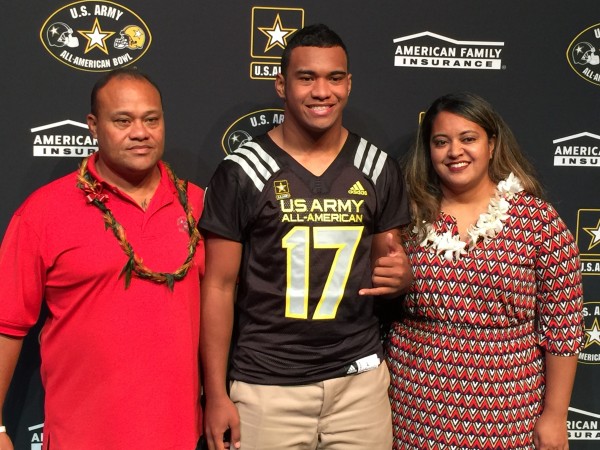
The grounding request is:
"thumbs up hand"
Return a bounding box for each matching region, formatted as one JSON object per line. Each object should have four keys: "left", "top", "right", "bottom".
{"left": 359, "top": 231, "right": 412, "bottom": 298}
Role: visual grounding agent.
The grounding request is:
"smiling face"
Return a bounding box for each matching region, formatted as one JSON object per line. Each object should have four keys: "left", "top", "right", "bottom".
{"left": 429, "top": 110, "right": 496, "bottom": 197}
{"left": 275, "top": 45, "right": 351, "bottom": 138}
{"left": 87, "top": 76, "right": 164, "bottom": 186}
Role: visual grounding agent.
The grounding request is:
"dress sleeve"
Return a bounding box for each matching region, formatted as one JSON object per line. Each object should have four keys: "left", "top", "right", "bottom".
{"left": 535, "top": 203, "right": 584, "bottom": 355}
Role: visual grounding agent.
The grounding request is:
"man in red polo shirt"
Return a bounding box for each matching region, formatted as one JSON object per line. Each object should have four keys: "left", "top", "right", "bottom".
{"left": 0, "top": 68, "right": 204, "bottom": 450}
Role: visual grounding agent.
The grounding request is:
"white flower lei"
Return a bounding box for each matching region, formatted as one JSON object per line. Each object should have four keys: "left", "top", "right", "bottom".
{"left": 415, "top": 173, "right": 524, "bottom": 261}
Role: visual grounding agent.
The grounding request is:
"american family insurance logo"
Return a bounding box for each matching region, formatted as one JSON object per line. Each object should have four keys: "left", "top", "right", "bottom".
{"left": 29, "top": 423, "right": 43, "bottom": 450}
{"left": 40, "top": 0, "right": 151, "bottom": 72}
{"left": 553, "top": 132, "right": 600, "bottom": 167}
{"left": 393, "top": 31, "right": 504, "bottom": 70}
{"left": 568, "top": 407, "right": 600, "bottom": 440}
{"left": 249, "top": 6, "right": 304, "bottom": 80}
{"left": 32, "top": 120, "right": 98, "bottom": 157}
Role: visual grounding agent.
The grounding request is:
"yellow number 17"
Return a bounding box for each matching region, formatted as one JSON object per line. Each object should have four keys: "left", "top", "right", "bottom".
{"left": 282, "top": 226, "right": 363, "bottom": 320}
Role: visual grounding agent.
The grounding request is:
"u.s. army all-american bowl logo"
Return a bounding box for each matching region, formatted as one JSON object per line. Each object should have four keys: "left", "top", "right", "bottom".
{"left": 221, "top": 109, "right": 284, "bottom": 155}
{"left": 40, "top": 0, "right": 151, "bottom": 72}
{"left": 567, "top": 22, "right": 600, "bottom": 87}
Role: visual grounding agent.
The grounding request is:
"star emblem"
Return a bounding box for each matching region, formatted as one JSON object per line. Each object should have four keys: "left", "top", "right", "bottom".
{"left": 49, "top": 25, "right": 60, "bottom": 37}
{"left": 583, "top": 220, "right": 600, "bottom": 250}
{"left": 274, "top": 180, "right": 289, "bottom": 196}
{"left": 584, "top": 318, "right": 600, "bottom": 349}
{"left": 78, "top": 18, "right": 115, "bottom": 55}
{"left": 258, "top": 15, "right": 296, "bottom": 52}
{"left": 575, "top": 45, "right": 584, "bottom": 55}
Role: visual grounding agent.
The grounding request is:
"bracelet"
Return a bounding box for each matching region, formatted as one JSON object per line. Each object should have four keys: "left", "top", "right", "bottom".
{"left": 0, "top": 426, "right": 6, "bottom": 433}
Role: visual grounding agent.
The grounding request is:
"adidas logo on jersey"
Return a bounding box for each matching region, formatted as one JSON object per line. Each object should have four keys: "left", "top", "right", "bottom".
{"left": 348, "top": 181, "right": 368, "bottom": 196}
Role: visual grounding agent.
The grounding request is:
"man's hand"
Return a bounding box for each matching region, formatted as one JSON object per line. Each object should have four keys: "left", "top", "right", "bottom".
{"left": 360, "top": 232, "right": 412, "bottom": 297}
{"left": 0, "top": 431, "right": 14, "bottom": 450}
{"left": 204, "top": 396, "right": 241, "bottom": 450}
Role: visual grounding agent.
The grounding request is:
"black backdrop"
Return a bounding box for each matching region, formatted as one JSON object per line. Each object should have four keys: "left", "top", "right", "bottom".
{"left": 2, "top": 1, "right": 600, "bottom": 448}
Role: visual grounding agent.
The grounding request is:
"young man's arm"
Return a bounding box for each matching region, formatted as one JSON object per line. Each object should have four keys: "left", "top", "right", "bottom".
{"left": 360, "top": 229, "right": 412, "bottom": 298}
{"left": 0, "top": 334, "right": 24, "bottom": 450}
{"left": 200, "top": 234, "right": 243, "bottom": 450}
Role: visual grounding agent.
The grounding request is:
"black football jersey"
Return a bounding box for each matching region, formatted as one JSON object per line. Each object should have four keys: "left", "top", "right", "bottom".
{"left": 200, "top": 132, "right": 409, "bottom": 384}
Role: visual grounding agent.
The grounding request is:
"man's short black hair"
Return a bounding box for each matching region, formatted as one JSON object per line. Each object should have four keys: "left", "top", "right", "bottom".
{"left": 280, "top": 24, "right": 348, "bottom": 77}
{"left": 90, "top": 67, "right": 162, "bottom": 116}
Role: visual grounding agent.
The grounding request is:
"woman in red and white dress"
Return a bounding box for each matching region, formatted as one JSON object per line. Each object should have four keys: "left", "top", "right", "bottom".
{"left": 385, "top": 92, "right": 584, "bottom": 450}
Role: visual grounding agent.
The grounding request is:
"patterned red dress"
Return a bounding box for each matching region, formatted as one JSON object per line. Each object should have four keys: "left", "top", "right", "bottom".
{"left": 385, "top": 191, "right": 584, "bottom": 449}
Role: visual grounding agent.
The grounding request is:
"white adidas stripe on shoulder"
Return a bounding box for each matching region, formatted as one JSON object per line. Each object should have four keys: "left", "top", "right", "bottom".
{"left": 224, "top": 141, "right": 280, "bottom": 192}
{"left": 353, "top": 138, "right": 387, "bottom": 184}
{"left": 244, "top": 141, "right": 280, "bottom": 172}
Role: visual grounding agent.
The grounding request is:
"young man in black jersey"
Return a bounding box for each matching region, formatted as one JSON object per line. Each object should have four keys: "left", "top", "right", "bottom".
{"left": 200, "top": 24, "right": 412, "bottom": 450}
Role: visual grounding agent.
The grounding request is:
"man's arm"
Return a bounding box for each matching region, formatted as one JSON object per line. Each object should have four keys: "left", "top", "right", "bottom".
{"left": 533, "top": 353, "right": 578, "bottom": 450}
{"left": 0, "top": 334, "right": 24, "bottom": 450}
{"left": 359, "top": 229, "right": 412, "bottom": 298}
{"left": 200, "top": 234, "right": 243, "bottom": 450}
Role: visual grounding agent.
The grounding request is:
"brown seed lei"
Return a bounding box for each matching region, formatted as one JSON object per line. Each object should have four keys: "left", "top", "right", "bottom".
{"left": 76, "top": 156, "right": 201, "bottom": 290}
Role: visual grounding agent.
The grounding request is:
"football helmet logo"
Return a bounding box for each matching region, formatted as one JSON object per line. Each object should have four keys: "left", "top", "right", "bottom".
{"left": 227, "top": 130, "right": 252, "bottom": 153}
{"left": 46, "top": 22, "right": 79, "bottom": 48}
{"left": 114, "top": 25, "right": 145, "bottom": 50}
{"left": 572, "top": 42, "right": 600, "bottom": 66}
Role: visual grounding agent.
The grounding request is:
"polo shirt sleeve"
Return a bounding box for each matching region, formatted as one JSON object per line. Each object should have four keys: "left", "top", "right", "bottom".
{"left": 0, "top": 209, "right": 46, "bottom": 337}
